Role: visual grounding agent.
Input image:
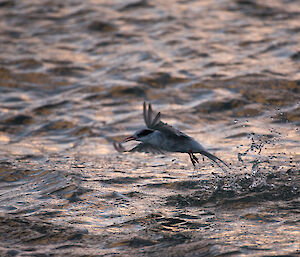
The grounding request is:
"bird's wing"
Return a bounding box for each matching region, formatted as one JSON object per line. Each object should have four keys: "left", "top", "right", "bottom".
{"left": 113, "top": 142, "right": 126, "bottom": 152}
{"left": 113, "top": 142, "right": 165, "bottom": 154}
{"left": 129, "top": 143, "right": 165, "bottom": 154}
{"left": 143, "top": 102, "right": 186, "bottom": 137}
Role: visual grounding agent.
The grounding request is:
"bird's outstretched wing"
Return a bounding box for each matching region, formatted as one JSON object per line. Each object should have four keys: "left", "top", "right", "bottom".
{"left": 143, "top": 102, "right": 186, "bottom": 137}
{"left": 113, "top": 142, "right": 165, "bottom": 154}
{"left": 129, "top": 143, "right": 165, "bottom": 154}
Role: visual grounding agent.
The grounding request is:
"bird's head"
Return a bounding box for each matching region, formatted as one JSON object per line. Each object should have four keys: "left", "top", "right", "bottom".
{"left": 123, "top": 128, "right": 154, "bottom": 143}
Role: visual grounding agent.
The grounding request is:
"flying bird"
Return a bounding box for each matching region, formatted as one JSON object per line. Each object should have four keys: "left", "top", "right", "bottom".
{"left": 113, "top": 102, "right": 229, "bottom": 171}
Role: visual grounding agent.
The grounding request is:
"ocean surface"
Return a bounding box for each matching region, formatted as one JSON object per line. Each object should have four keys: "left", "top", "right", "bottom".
{"left": 0, "top": 0, "right": 299, "bottom": 256}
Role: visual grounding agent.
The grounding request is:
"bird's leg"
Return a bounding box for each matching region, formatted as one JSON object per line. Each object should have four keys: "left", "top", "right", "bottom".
{"left": 189, "top": 150, "right": 199, "bottom": 167}
{"left": 192, "top": 153, "right": 199, "bottom": 163}
{"left": 188, "top": 152, "right": 196, "bottom": 167}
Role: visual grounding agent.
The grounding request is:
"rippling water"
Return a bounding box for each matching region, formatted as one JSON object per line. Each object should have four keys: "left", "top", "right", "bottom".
{"left": 0, "top": 0, "right": 299, "bottom": 256}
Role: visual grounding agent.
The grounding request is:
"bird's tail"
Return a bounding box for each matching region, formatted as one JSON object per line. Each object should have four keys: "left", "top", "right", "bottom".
{"left": 200, "top": 150, "right": 230, "bottom": 172}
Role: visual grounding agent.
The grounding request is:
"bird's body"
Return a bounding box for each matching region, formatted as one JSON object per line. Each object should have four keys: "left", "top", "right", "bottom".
{"left": 114, "top": 102, "right": 229, "bottom": 171}
{"left": 141, "top": 130, "right": 204, "bottom": 153}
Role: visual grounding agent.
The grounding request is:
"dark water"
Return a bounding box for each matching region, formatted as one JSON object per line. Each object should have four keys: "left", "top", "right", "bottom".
{"left": 0, "top": 0, "right": 299, "bottom": 256}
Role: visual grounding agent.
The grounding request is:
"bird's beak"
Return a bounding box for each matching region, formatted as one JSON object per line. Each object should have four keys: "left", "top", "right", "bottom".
{"left": 123, "top": 136, "right": 136, "bottom": 142}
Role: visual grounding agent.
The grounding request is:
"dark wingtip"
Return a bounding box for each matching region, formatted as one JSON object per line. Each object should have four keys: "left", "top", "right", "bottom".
{"left": 151, "top": 112, "right": 161, "bottom": 127}
{"left": 148, "top": 102, "right": 153, "bottom": 110}
{"left": 113, "top": 142, "right": 126, "bottom": 152}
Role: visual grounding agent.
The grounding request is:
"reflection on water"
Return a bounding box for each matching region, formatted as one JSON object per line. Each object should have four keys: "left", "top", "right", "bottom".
{"left": 0, "top": 0, "right": 299, "bottom": 256}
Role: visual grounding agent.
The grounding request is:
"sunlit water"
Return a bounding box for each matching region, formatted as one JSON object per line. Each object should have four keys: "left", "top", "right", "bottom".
{"left": 0, "top": 0, "right": 299, "bottom": 256}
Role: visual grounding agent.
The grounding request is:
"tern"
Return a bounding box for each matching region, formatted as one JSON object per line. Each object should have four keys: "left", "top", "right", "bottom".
{"left": 114, "top": 102, "right": 229, "bottom": 171}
